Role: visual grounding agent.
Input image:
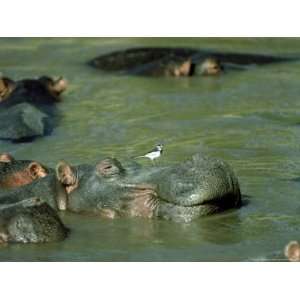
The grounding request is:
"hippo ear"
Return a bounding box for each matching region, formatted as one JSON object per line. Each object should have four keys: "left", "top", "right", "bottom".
{"left": 179, "top": 59, "right": 192, "bottom": 76}
{"left": 0, "top": 78, "right": 5, "bottom": 93}
{"left": 56, "top": 161, "right": 75, "bottom": 185}
{"left": 0, "top": 153, "right": 14, "bottom": 163}
{"left": 52, "top": 77, "right": 68, "bottom": 95}
{"left": 28, "top": 162, "right": 48, "bottom": 179}
{"left": 285, "top": 241, "right": 300, "bottom": 262}
{"left": 0, "top": 77, "right": 15, "bottom": 100}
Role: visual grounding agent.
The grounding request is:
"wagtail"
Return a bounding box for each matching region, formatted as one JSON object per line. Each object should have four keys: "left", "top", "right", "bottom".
{"left": 136, "top": 144, "right": 163, "bottom": 162}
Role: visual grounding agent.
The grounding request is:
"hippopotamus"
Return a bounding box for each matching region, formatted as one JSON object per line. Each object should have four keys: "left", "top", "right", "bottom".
{"left": 0, "top": 75, "right": 67, "bottom": 142}
{"left": 0, "top": 166, "right": 68, "bottom": 211}
{"left": 0, "top": 197, "right": 68, "bottom": 244}
{"left": 0, "top": 155, "right": 69, "bottom": 245}
{"left": 0, "top": 153, "right": 241, "bottom": 222}
{"left": 88, "top": 47, "right": 295, "bottom": 77}
{"left": 55, "top": 154, "right": 241, "bottom": 222}
{"left": 0, "top": 153, "right": 68, "bottom": 212}
{"left": 0, "top": 154, "right": 48, "bottom": 188}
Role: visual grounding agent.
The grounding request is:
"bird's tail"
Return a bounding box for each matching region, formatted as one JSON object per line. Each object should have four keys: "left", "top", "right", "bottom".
{"left": 133, "top": 155, "right": 146, "bottom": 159}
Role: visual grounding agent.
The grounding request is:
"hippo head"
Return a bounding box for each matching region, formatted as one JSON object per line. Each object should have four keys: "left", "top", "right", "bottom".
{"left": 198, "top": 57, "right": 223, "bottom": 76}
{"left": 55, "top": 158, "right": 158, "bottom": 217}
{"left": 56, "top": 158, "right": 126, "bottom": 195}
{"left": 0, "top": 75, "right": 67, "bottom": 104}
{"left": 0, "top": 155, "right": 49, "bottom": 189}
{"left": 0, "top": 77, "right": 16, "bottom": 102}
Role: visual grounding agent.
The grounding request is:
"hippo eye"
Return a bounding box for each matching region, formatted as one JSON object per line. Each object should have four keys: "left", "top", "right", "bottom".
{"left": 104, "top": 165, "right": 112, "bottom": 170}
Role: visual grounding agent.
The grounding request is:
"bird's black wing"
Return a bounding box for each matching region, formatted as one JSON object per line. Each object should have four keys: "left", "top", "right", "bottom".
{"left": 147, "top": 147, "right": 158, "bottom": 154}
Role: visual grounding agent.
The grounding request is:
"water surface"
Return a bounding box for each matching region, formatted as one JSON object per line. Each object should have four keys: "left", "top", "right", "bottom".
{"left": 1, "top": 38, "right": 300, "bottom": 261}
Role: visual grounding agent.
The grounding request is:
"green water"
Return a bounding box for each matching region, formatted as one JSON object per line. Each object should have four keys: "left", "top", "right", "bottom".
{"left": 1, "top": 38, "right": 300, "bottom": 261}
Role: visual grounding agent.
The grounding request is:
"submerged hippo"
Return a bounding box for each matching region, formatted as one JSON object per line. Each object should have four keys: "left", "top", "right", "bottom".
{"left": 0, "top": 168, "right": 67, "bottom": 210}
{"left": 55, "top": 154, "right": 241, "bottom": 222}
{"left": 0, "top": 155, "right": 69, "bottom": 245}
{"left": 0, "top": 75, "right": 67, "bottom": 142}
{"left": 0, "top": 197, "right": 68, "bottom": 244}
{"left": 0, "top": 154, "right": 48, "bottom": 188}
{"left": 0, "top": 153, "right": 68, "bottom": 212}
{"left": 88, "top": 47, "right": 295, "bottom": 77}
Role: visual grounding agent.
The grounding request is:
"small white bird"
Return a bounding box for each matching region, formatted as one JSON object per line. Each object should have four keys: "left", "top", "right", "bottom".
{"left": 136, "top": 144, "right": 163, "bottom": 162}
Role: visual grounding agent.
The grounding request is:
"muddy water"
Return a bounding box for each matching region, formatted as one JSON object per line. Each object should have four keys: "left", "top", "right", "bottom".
{"left": 1, "top": 38, "right": 300, "bottom": 261}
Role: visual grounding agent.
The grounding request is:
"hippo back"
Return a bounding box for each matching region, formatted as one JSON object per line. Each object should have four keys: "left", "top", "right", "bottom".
{"left": 0, "top": 197, "right": 68, "bottom": 243}
{"left": 156, "top": 154, "right": 241, "bottom": 209}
